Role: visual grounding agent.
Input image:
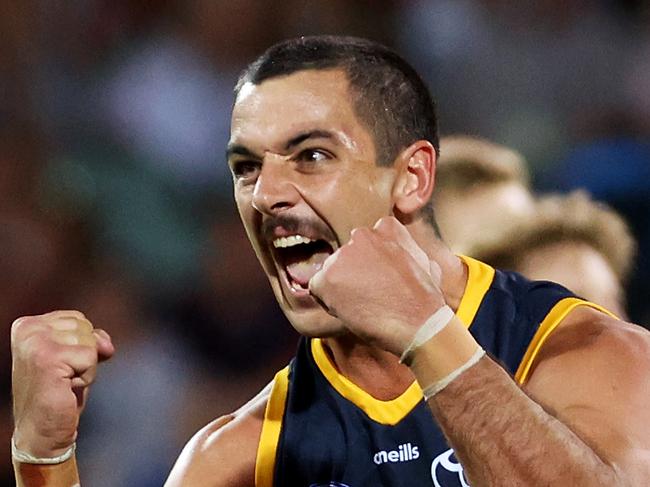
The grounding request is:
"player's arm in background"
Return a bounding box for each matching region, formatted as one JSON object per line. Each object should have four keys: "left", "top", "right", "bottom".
{"left": 414, "top": 306, "right": 650, "bottom": 486}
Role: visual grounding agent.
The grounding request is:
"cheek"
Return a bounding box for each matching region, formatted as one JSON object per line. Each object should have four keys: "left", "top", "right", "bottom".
{"left": 301, "top": 170, "right": 394, "bottom": 237}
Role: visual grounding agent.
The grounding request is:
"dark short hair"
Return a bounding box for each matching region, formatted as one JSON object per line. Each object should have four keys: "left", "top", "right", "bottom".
{"left": 235, "top": 35, "right": 440, "bottom": 167}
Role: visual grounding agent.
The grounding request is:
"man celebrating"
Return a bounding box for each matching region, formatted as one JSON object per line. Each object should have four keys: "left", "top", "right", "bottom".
{"left": 11, "top": 36, "right": 650, "bottom": 486}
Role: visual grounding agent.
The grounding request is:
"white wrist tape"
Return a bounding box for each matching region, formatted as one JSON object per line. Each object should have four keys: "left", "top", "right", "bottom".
{"left": 421, "top": 347, "right": 486, "bottom": 401}
{"left": 399, "top": 305, "right": 455, "bottom": 365}
{"left": 11, "top": 437, "right": 76, "bottom": 465}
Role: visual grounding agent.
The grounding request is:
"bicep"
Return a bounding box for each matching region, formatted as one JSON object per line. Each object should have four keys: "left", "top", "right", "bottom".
{"left": 525, "top": 309, "right": 650, "bottom": 481}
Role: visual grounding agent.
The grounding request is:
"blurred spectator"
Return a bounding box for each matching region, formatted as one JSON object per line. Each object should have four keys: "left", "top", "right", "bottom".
{"left": 70, "top": 264, "right": 195, "bottom": 487}
{"left": 396, "top": 0, "right": 636, "bottom": 171}
{"left": 434, "top": 135, "right": 535, "bottom": 255}
{"left": 472, "top": 191, "right": 636, "bottom": 320}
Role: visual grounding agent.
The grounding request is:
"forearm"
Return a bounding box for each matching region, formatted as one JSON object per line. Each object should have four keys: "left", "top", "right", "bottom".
{"left": 412, "top": 347, "right": 623, "bottom": 486}
{"left": 14, "top": 456, "right": 80, "bottom": 487}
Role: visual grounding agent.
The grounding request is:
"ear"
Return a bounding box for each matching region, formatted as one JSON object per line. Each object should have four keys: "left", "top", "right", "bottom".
{"left": 392, "top": 140, "right": 436, "bottom": 216}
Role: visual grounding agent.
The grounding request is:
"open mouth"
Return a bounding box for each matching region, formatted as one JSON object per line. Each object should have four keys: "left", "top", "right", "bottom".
{"left": 272, "top": 234, "right": 334, "bottom": 293}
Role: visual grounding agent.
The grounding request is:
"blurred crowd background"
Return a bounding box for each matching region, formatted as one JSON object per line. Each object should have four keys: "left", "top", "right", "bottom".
{"left": 2, "top": 1, "right": 649, "bottom": 485}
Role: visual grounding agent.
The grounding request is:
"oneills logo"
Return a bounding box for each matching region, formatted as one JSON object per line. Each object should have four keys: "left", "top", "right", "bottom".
{"left": 373, "top": 442, "right": 420, "bottom": 465}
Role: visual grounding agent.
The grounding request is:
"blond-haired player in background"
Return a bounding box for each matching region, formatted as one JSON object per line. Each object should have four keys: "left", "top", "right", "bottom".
{"left": 472, "top": 191, "right": 636, "bottom": 320}
{"left": 434, "top": 135, "right": 535, "bottom": 255}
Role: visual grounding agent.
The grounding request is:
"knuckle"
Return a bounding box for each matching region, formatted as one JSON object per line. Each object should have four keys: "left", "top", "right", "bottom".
{"left": 11, "top": 316, "right": 29, "bottom": 330}
{"left": 11, "top": 319, "right": 26, "bottom": 343}
{"left": 377, "top": 216, "right": 391, "bottom": 227}
{"left": 350, "top": 227, "right": 369, "bottom": 240}
{"left": 50, "top": 309, "right": 87, "bottom": 320}
{"left": 11, "top": 316, "right": 38, "bottom": 339}
{"left": 78, "top": 332, "right": 97, "bottom": 348}
{"left": 377, "top": 216, "right": 395, "bottom": 228}
{"left": 12, "top": 323, "right": 46, "bottom": 354}
{"left": 75, "top": 318, "right": 94, "bottom": 334}
{"left": 45, "top": 310, "right": 91, "bottom": 327}
{"left": 333, "top": 246, "right": 348, "bottom": 262}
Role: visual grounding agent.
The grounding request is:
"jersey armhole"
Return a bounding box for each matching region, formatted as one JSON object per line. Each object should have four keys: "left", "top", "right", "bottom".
{"left": 514, "top": 298, "right": 617, "bottom": 385}
{"left": 254, "top": 366, "right": 290, "bottom": 487}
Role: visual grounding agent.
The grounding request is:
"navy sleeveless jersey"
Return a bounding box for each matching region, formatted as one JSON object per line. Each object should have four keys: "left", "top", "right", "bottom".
{"left": 254, "top": 256, "right": 611, "bottom": 487}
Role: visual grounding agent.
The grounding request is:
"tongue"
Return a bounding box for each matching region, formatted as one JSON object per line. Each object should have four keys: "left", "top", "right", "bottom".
{"left": 286, "top": 251, "right": 330, "bottom": 287}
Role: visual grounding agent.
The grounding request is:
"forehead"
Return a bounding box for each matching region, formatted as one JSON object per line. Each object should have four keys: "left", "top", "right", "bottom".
{"left": 230, "top": 69, "right": 372, "bottom": 152}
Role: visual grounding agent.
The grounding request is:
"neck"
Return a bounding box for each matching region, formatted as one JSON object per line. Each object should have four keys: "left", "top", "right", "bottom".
{"left": 323, "top": 221, "right": 468, "bottom": 400}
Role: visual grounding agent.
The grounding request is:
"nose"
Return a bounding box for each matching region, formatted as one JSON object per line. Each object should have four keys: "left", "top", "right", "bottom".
{"left": 251, "top": 156, "right": 300, "bottom": 215}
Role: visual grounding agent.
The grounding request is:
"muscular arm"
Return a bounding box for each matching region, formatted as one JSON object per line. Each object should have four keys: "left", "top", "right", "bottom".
{"left": 164, "top": 383, "right": 269, "bottom": 487}
{"left": 309, "top": 217, "right": 650, "bottom": 485}
{"left": 413, "top": 306, "right": 650, "bottom": 486}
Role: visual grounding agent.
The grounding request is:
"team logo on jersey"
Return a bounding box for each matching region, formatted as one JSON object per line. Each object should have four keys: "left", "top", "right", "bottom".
{"left": 431, "top": 448, "right": 471, "bottom": 487}
{"left": 309, "top": 483, "right": 350, "bottom": 487}
{"left": 373, "top": 442, "right": 420, "bottom": 465}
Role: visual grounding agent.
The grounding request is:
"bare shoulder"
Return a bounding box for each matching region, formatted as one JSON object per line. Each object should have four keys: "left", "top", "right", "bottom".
{"left": 527, "top": 306, "right": 650, "bottom": 391}
{"left": 526, "top": 306, "right": 650, "bottom": 481}
{"left": 164, "top": 382, "right": 272, "bottom": 487}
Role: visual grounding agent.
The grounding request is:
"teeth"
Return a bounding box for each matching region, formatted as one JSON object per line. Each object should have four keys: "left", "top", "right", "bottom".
{"left": 273, "top": 235, "right": 313, "bottom": 248}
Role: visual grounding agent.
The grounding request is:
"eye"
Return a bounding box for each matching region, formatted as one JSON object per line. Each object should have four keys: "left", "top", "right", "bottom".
{"left": 295, "top": 149, "right": 332, "bottom": 164}
{"left": 231, "top": 160, "right": 261, "bottom": 182}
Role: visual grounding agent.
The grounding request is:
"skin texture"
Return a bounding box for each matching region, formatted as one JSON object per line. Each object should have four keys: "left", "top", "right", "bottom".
{"left": 12, "top": 68, "right": 650, "bottom": 486}
{"left": 424, "top": 307, "right": 650, "bottom": 486}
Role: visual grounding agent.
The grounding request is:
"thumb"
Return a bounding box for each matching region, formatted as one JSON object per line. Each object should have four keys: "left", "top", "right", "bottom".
{"left": 93, "top": 329, "right": 115, "bottom": 362}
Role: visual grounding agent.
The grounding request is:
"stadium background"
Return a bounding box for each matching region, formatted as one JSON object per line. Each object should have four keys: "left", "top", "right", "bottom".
{"left": 2, "top": 1, "right": 649, "bottom": 485}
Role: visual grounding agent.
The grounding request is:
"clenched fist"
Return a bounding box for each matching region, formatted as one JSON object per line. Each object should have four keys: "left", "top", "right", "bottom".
{"left": 309, "top": 216, "right": 446, "bottom": 356}
{"left": 11, "top": 310, "right": 114, "bottom": 459}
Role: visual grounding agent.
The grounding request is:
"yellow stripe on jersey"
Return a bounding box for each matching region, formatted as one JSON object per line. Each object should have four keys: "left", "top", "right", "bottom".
{"left": 255, "top": 366, "right": 289, "bottom": 487}
{"left": 456, "top": 255, "right": 496, "bottom": 328}
{"left": 515, "top": 298, "right": 617, "bottom": 385}
{"left": 312, "top": 338, "right": 423, "bottom": 425}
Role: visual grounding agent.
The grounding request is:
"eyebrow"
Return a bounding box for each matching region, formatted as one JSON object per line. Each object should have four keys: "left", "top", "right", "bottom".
{"left": 226, "top": 129, "right": 339, "bottom": 161}
{"left": 225, "top": 143, "right": 259, "bottom": 161}
{"left": 284, "top": 130, "right": 337, "bottom": 150}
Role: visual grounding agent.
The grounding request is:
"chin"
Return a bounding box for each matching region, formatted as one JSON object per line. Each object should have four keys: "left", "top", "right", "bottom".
{"left": 283, "top": 306, "right": 347, "bottom": 338}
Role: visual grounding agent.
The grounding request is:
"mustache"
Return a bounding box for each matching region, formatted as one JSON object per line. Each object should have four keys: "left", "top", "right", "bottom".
{"left": 261, "top": 214, "right": 337, "bottom": 244}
